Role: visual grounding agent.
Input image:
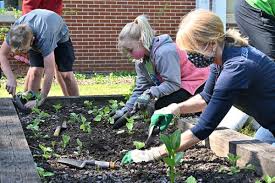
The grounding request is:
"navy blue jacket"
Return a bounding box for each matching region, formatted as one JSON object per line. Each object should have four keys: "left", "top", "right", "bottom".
{"left": 191, "top": 43, "right": 275, "bottom": 140}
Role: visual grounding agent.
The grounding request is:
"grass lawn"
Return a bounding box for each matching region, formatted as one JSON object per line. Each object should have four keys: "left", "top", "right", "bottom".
{"left": 0, "top": 73, "right": 135, "bottom": 98}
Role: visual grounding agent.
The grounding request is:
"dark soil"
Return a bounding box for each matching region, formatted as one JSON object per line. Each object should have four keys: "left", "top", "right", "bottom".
{"left": 18, "top": 99, "right": 260, "bottom": 183}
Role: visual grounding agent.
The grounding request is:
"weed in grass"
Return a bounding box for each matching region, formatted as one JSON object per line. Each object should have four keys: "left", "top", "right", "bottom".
{"left": 160, "top": 129, "right": 184, "bottom": 183}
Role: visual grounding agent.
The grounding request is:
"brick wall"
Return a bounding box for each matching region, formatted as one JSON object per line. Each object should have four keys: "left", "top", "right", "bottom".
{"left": 2, "top": 0, "right": 196, "bottom": 75}
{"left": 62, "top": 0, "right": 196, "bottom": 73}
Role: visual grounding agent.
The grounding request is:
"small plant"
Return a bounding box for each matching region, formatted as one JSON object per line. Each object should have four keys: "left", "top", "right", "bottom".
{"left": 219, "top": 153, "right": 255, "bottom": 175}
{"left": 185, "top": 176, "right": 197, "bottom": 183}
{"left": 126, "top": 116, "right": 135, "bottom": 133}
{"left": 160, "top": 129, "right": 184, "bottom": 183}
{"left": 255, "top": 175, "right": 275, "bottom": 183}
{"left": 133, "top": 141, "right": 145, "bottom": 149}
{"left": 79, "top": 114, "right": 91, "bottom": 133}
{"left": 39, "top": 144, "right": 53, "bottom": 159}
{"left": 53, "top": 103, "right": 62, "bottom": 113}
{"left": 37, "top": 166, "right": 54, "bottom": 178}
{"left": 68, "top": 113, "right": 79, "bottom": 124}
{"left": 61, "top": 134, "right": 70, "bottom": 149}
{"left": 76, "top": 138, "right": 83, "bottom": 154}
{"left": 26, "top": 118, "right": 41, "bottom": 136}
{"left": 84, "top": 100, "right": 93, "bottom": 110}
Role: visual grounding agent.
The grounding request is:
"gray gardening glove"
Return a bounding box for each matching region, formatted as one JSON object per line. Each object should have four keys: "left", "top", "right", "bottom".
{"left": 111, "top": 107, "right": 129, "bottom": 122}
{"left": 134, "top": 90, "right": 153, "bottom": 110}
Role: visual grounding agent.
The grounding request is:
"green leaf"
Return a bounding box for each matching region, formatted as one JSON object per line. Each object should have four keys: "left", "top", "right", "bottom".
{"left": 163, "top": 157, "right": 175, "bottom": 167}
{"left": 133, "top": 141, "right": 145, "bottom": 149}
{"left": 43, "top": 171, "right": 55, "bottom": 177}
{"left": 186, "top": 176, "right": 197, "bottom": 183}
{"left": 263, "top": 175, "right": 272, "bottom": 183}
{"left": 160, "top": 134, "right": 172, "bottom": 154}
{"left": 171, "top": 129, "right": 181, "bottom": 150}
{"left": 175, "top": 152, "right": 184, "bottom": 165}
{"left": 126, "top": 122, "right": 134, "bottom": 132}
{"left": 94, "top": 115, "right": 102, "bottom": 122}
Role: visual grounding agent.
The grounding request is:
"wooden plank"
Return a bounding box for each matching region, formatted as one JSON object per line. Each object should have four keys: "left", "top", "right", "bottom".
{"left": 0, "top": 98, "right": 41, "bottom": 183}
{"left": 177, "top": 118, "right": 275, "bottom": 176}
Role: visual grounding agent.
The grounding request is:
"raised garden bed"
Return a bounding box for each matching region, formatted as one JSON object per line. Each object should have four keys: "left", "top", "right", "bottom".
{"left": 15, "top": 96, "right": 263, "bottom": 182}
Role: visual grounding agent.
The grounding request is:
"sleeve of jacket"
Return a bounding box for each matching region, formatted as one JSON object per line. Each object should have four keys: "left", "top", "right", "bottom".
{"left": 149, "top": 45, "right": 181, "bottom": 98}
{"left": 125, "top": 61, "right": 152, "bottom": 110}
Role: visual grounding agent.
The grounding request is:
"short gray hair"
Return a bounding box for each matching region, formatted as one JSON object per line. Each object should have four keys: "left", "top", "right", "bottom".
{"left": 9, "top": 24, "right": 33, "bottom": 53}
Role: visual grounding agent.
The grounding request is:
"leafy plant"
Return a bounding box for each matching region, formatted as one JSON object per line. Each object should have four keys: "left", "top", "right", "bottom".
{"left": 186, "top": 176, "right": 197, "bottom": 183}
{"left": 133, "top": 141, "right": 145, "bottom": 149}
{"left": 79, "top": 114, "right": 91, "bottom": 133}
{"left": 126, "top": 117, "right": 135, "bottom": 133}
{"left": 68, "top": 113, "right": 79, "bottom": 124}
{"left": 219, "top": 153, "right": 255, "bottom": 175}
{"left": 39, "top": 144, "right": 53, "bottom": 159}
{"left": 61, "top": 134, "right": 70, "bottom": 149}
{"left": 84, "top": 100, "right": 93, "bottom": 110}
{"left": 26, "top": 118, "right": 42, "bottom": 136}
{"left": 160, "top": 129, "right": 184, "bottom": 183}
{"left": 53, "top": 103, "right": 62, "bottom": 113}
{"left": 76, "top": 138, "right": 83, "bottom": 154}
{"left": 37, "top": 166, "right": 54, "bottom": 178}
{"left": 255, "top": 175, "right": 275, "bottom": 183}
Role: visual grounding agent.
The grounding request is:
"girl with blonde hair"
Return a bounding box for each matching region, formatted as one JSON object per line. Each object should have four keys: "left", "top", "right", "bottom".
{"left": 122, "top": 9, "right": 275, "bottom": 165}
{"left": 112, "top": 14, "right": 209, "bottom": 129}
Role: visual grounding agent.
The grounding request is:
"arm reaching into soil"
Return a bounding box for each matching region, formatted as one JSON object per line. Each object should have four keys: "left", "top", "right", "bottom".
{"left": 122, "top": 130, "right": 200, "bottom": 164}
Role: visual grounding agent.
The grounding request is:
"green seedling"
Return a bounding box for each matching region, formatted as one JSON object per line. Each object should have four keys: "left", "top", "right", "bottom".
{"left": 26, "top": 118, "right": 41, "bottom": 136}
{"left": 255, "top": 175, "right": 275, "bottom": 183}
{"left": 21, "top": 92, "right": 34, "bottom": 102}
{"left": 53, "top": 103, "right": 62, "bottom": 113}
{"left": 126, "top": 116, "right": 135, "bottom": 133}
{"left": 160, "top": 129, "right": 184, "bottom": 183}
{"left": 219, "top": 153, "right": 255, "bottom": 175}
{"left": 186, "top": 176, "right": 197, "bottom": 183}
{"left": 68, "top": 113, "right": 80, "bottom": 124}
{"left": 79, "top": 114, "right": 91, "bottom": 133}
{"left": 76, "top": 138, "right": 83, "bottom": 154}
{"left": 84, "top": 100, "right": 93, "bottom": 110}
{"left": 37, "top": 166, "right": 54, "bottom": 178}
{"left": 133, "top": 141, "right": 145, "bottom": 149}
{"left": 61, "top": 134, "right": 70, "bottom": 149}
{"left": 37, "top": 111, "right": 50, "bottom": 120}
{"left": 39, "top": 144, "right": 53, "bottom": 159}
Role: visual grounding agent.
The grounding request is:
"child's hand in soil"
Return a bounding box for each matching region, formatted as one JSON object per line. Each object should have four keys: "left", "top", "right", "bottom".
{"left": 150, "top": 103, "right": 180, "bottom": 132}
{"left": 121, "top": 147, "right": 162, "bottom": 164}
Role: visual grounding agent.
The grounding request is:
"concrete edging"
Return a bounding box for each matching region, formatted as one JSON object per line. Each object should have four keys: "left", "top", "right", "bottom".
{"left": 177, "top": 118, "right": 275, "bottom": 176}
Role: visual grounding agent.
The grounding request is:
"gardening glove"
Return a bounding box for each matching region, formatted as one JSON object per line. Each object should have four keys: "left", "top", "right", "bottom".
{"left": 121, "top": 147, "right": 162, "bottom": 164}
{"left": 111, "top": 107, "right": 129, "bottom": 122}
{"left": 150, "top": 103, "right": 180, "bottom": 132}
{"left": 134, "top": 90, "right": 153, "bottom": 110}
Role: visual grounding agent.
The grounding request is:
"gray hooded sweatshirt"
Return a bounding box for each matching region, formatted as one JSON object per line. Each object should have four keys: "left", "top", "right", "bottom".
{"left": 125, "top": 34, "right": 181, "bottom": 110}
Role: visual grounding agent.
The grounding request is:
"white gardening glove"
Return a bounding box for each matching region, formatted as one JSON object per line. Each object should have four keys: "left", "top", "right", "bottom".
{"left": 121, "top": 147, "right": 162, "bottom": 164}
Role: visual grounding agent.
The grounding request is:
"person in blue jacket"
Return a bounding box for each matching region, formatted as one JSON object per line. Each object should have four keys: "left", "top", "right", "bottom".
{"left": 121, "top": 9, "right": 275, "bottom": 164}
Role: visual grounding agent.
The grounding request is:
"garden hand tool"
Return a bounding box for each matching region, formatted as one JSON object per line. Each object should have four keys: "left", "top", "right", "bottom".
{"left": 144, "top": 118, "right": 161, "bottom": 146}
{"left": 57, "top": 158, "right": 117, "bottom": 169}
{"left": 53, "top": 121, "right": 67, "bottom": 136}
{"left": 12, "top": 91, "right": 33, "bottom": 114}
{"left": 112, "top": 106, "right": 138, "bottom": 129}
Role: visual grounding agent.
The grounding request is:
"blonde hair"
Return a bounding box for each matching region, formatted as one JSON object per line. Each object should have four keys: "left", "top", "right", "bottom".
{"left": 176, "top": 9, "right": 248, "bottom": 55}
{"left": 9, "top": 24, "right": 33, "bottom": 53}
{"left": 118, "top": 15, "right": 155, "bottom": 52}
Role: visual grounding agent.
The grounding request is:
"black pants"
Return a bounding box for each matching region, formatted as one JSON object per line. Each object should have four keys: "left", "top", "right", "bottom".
{"left": 155, "top": 84, "right": 205, "bottom": 110}
{"left": 235, "top": 0, "right": 275, "bottom": 59}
